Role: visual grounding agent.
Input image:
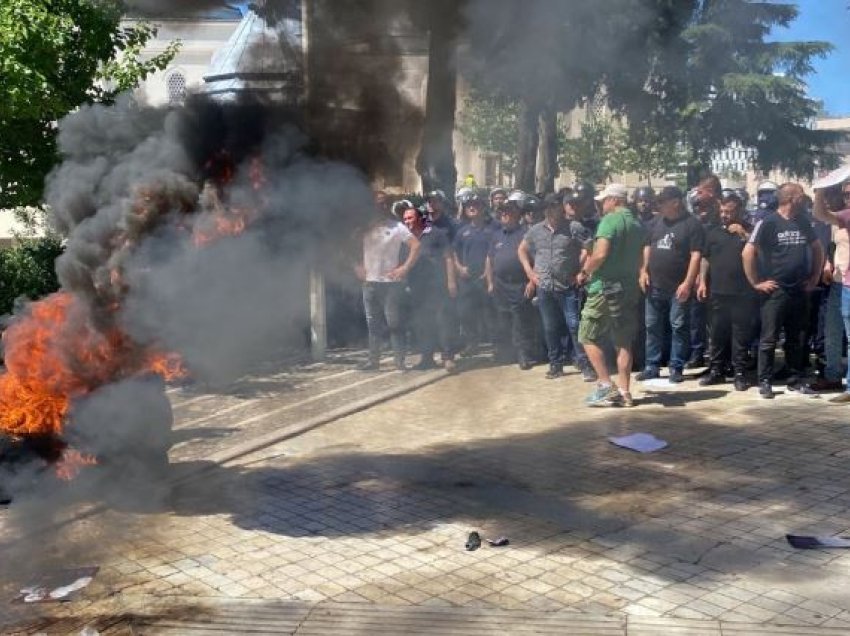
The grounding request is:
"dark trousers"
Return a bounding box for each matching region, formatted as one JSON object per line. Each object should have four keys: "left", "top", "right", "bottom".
{"left": 411, "top": 285, "right": 455, "bottom": 361}
{"left": 709, "top": 293, "right": 757, "bottom": 376}
{"left": 690, "top": 298, "right": 708, "bottom": 361}
{"left": 459, "top": 278, "right": 493, "bottom": 349}
{"left": 362, "top": 282, "right": 404, "bottom": 363}
{"left": 494, "top": 286, "right": 536, "bottom": 364}
{"left": 632, "top": 290, "right": 647, "bottom": 371}
{"left": 758, "top": 287, "right": 807, "bottom": 383}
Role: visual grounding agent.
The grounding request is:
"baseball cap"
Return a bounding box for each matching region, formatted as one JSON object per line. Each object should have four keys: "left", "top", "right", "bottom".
{"left": 594, "top": 183, "right": 628, "bottom": 201}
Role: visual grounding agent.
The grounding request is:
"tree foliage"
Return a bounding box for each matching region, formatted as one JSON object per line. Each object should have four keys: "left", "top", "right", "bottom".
{"left": 460, "top": 0, "right": 836, "bottom": 186}
{"left": 0, "top": 237, "right": 63, "bottom": 316}
{"left": 457, "top": 92, "right": 519, "bottom": 181}
{"left": 0, "top": 1, "right": 179, "bottom": 209}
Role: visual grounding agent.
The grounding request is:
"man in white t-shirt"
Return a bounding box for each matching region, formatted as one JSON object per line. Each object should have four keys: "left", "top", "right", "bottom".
{"left": 355, "top": 202, "right": 421, "bottom": 370}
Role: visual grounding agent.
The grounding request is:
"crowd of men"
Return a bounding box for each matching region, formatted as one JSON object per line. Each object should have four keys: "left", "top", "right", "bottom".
{"left": 356, "top": 174, "right": 850, "bottom": 407}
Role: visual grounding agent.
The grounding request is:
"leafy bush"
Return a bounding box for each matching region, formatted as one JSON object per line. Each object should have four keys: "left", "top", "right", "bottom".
{"left": 0, "top": 237, "right": 63, "bottom": 317}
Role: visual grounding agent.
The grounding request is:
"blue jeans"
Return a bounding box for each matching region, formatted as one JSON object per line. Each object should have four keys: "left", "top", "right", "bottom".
{"left": 362, "top": 282, "right": 404, "bottom": 363}
{"left": 840, "top": 286, "right": 850, "bottom": 392}
{"left": 823, "top": 282, "right": 845, "bottom": 381}
{"left": 645, "top": 286, "right": 690, "bottom": 372}
{"left": 537, "top": 287, "right": 588, "bottom": 369}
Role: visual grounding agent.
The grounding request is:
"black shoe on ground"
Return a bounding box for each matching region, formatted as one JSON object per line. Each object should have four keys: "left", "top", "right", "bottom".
{"left": 357, "top": 360, "right": 379, "bottom": 371}
{"left": 413, "top": 358, "right": 437, "bottom": 371}
{"left": 545, "top": 366, "right": 564, "bottom": 379}
{"left": 518, "top": 360, "right": 533, "bottom": 371}
{"left": 807, "top": 378, "right": 843, "bottom": 393}
{"left": 698, "top": 371, "right": 725, "bottom": 387}
{"left": 668, "top": 368, "right": 685, "bottom": 384}
{"left": 685, "top": 355, "right": 706, "bottom": 369}
{"left": 733, "top": 375, "right": 749, "bottom": 392}
{"left": 759, "top": 381, "right": 774, "bottom": 399}
{"left": 636, "top": 368, "right": 660, "bottom": 381}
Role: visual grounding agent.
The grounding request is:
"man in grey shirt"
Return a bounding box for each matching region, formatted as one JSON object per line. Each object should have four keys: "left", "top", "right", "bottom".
{"left": 518, "top": 196, "right": 594, "bottom": 379}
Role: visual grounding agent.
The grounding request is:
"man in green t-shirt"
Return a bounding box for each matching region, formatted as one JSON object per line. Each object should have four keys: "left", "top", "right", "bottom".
{"left": 576, "top": 184, "right": 646, "bottom": 407}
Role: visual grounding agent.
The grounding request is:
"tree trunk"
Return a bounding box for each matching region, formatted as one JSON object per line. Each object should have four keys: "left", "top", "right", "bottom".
{"left": 516, "top": 100, "right": 540, "bottom": 193}
{"left": 416, "top": 2, "right": 458, "bottom": 196}
{"left": 536, "top": 105, "right": 558, "bottom": 194}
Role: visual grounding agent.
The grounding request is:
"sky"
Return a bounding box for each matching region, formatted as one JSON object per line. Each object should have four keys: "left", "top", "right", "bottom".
{"left": 775, "top": 0, "right": 850, "bottom": 116}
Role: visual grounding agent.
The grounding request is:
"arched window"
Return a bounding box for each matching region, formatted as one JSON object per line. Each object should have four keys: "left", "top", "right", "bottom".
{"left": 166, "top": 71, "right": 187, "bottom": 104}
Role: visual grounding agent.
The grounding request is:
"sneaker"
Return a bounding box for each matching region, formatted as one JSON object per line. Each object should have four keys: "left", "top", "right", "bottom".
{"left": 545, "top": 366, "right": 564, "bottom": 379}
{"left": 733, "top": 375, "right": 749, "bottom": 392}
{"left": 581, "top": 366, "right": 598, "bottom": 382}
{"left": 807, "top": 378, "right": 843, "bottom": 393}
{"left": 759, "top": 381, "right": 774, "bottom": 399}
{"left": 443, "top": 359, "right": 457, "bottom": 374}
{"left": 698, "top": 372, "right": 724, "bottom": 387}
{"left": 357, "top": 360, "right": 379, "bottom": 371}
{"left": 518, "top": 360, "right": 533, "bottom": 371}
{"left": 636, "top": 368, "right": 660, "bottom": 382}
{"left": 668, "top": 368, "right": 685, "bottom": 384}
{"left": 586, "top": 382, "right": 621, "bottom": 407}
{"left": 620, "top": 391, "right": 635, "bottom": 408}
{"left": 828, "top": 392, "right": 850, "bottom": 404}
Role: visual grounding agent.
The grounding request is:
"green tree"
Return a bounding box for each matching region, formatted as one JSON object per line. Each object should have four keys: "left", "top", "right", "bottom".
{"left": 559, "top": 116, "right": 623, "bottom": 185}
{"left": 0, "top": 1, "right": 179, "bottom": 209}
{"left": 616, "top": 126, "right": 684, "bottom": 187}
{"left": 623, "top": 0, "right": 838, "bottom": 183}
{"left": 457, "top": 92, "right": 519, "bottom": 182}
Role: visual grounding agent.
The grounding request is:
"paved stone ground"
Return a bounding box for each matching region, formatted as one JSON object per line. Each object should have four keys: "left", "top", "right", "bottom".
{"left": 4, "top": 353, "right": 850, "bottom": 634}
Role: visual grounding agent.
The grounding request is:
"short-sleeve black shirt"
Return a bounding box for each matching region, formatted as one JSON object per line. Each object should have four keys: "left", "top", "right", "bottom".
{"left": 646, "top": 213, "right": 705, "bottom": 292}
{"left": 489, "top": 224, "right": 527, "bottom": 284}
{"left": 749, "top": 212, "right": 817, "bottom": 288}
{"left": 406, "top": 225, "right": 450, "bottom": 293}
{"left": 454, "top": 222, "right": 495, "bottom": 278}
{"left": 704, "top": 225, "right": 752, "bottom": 296}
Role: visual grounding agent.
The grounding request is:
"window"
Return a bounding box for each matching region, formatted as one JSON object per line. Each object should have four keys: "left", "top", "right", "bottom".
{"left": 166, "top": 71, "right": 187, "bottom": 104}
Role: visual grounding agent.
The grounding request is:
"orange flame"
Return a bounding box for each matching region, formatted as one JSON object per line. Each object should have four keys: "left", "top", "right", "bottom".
{"left": 54, "top": 449, "right": 98, "bottom": 481}
{"left": 0, "top": 292, "right": 185, "bottom": 438}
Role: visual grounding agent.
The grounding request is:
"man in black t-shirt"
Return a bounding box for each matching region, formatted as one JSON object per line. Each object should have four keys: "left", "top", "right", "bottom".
{"left": 743, "top": 183, "right": 825, "bottom": 398}
{"left": 637, "top": 186, "right": 704, "bottom": 383}
{"left": 696, "top": 191, "right": 757, "bottom": 389}
{"left": 485, "top": 201, "right": 536, "bottom": 368}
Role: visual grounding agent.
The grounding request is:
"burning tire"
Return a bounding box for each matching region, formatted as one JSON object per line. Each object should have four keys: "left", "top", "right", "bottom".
{"left": 67, "top": 374, "right": 173, "bottom": 482}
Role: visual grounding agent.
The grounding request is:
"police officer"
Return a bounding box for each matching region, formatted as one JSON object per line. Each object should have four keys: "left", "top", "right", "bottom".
{"left": 486, "top": 200, "right": 536, "bottom": 369}
{"left": 566, "top": 182, "right": 600, "bottom": 234}
{"left": 633, "top": 186, "right": 656, "bottom": 223}
{"left": 454, "top": 193, "right": 496, "bottom": 355}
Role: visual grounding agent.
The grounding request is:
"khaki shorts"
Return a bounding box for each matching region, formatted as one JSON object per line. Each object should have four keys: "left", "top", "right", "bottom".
{"left": 578, "top": 288, "right": 639, "bottom": 347}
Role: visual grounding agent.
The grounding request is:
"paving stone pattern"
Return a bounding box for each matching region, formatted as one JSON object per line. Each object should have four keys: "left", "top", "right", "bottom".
{"left": 4, "top": 356, "right": 850, "bottom": 633}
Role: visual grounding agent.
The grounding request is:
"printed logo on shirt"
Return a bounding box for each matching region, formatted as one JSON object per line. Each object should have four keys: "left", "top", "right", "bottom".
{"left": 656, "top": 233, "right": 674, "bottom": 250}
{"left": 776, "top": 230, "right": 806, "bottom": 246}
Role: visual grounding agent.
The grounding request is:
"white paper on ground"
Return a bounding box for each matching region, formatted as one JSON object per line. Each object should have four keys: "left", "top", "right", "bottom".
{"left": 609, "top": 433, "right": 668, "bottom": 453}
{"left": 641, "top": 378, "right": 675, "bottom": 387}
{"left": 813, "top": 164, "right": 850, "bottom": 190}
{"left": 48, "top": 575, "right": 94, "bottom": 599}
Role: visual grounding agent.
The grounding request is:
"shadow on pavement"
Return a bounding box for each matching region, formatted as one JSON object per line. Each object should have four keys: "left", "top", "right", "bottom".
{"left": 4, "top": 399, "right": 850, "bottom": 598}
